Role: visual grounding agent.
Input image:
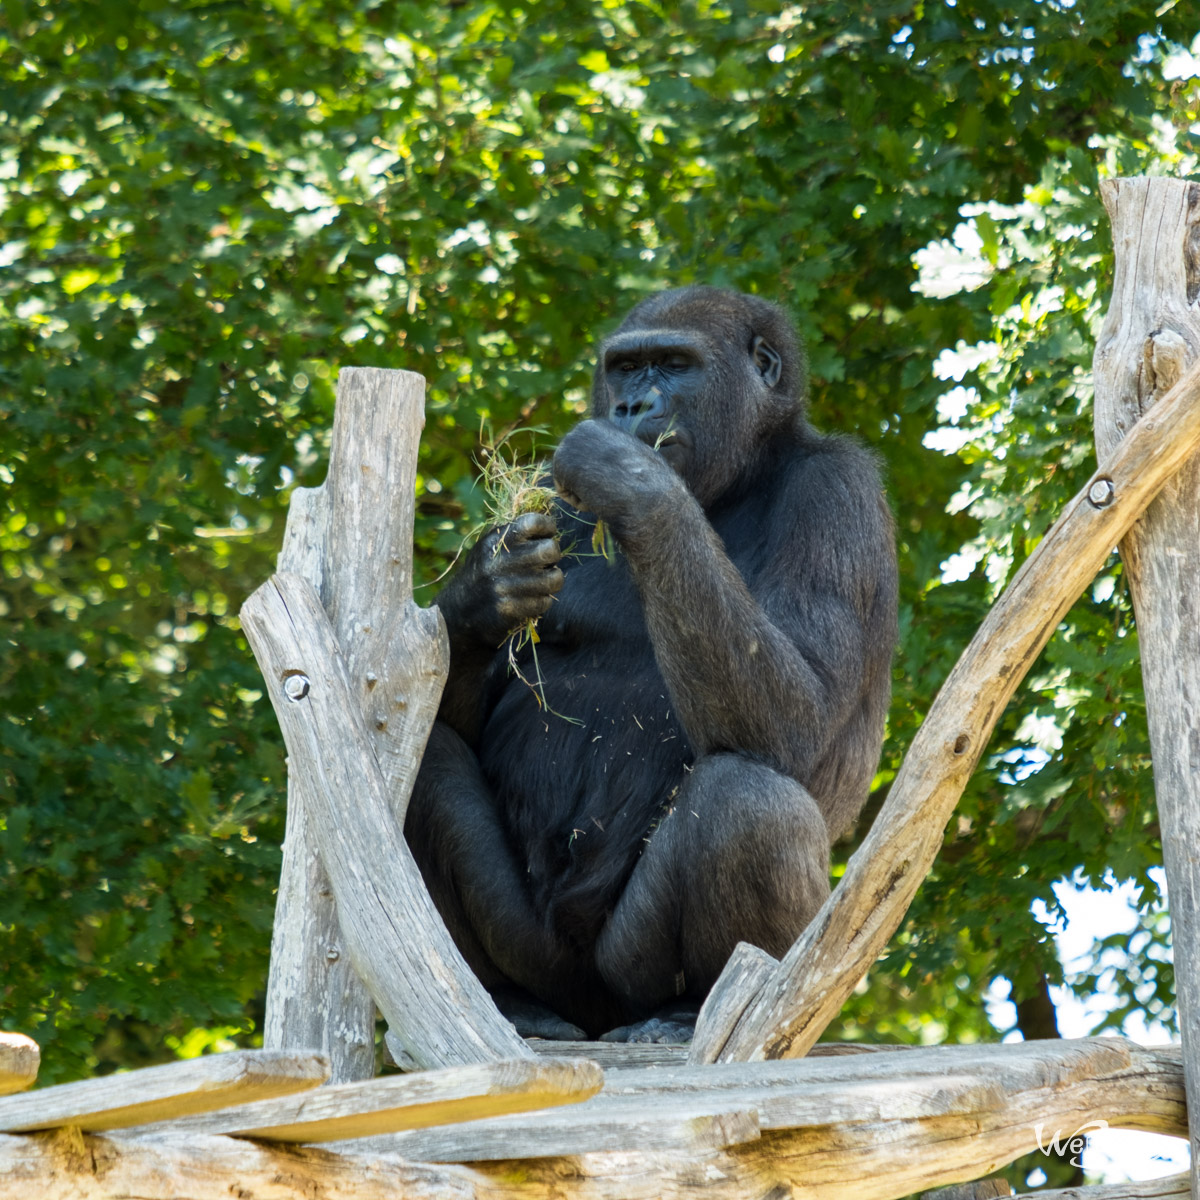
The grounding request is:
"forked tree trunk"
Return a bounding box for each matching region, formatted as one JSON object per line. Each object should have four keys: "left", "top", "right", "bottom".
{"left": 246, "top": 368, "right": 529, "bottom": 1073}
{"left": 1092, "top": 175, "right": 1200, "bottom": 1199}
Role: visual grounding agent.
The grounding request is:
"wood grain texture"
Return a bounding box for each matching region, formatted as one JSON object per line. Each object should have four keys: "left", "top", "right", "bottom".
{"left": 528, "top": 1039, "right": 914, "bottom": 1068}
{"left": 1015, "top": 1176, "right": 1188, "bottom": 1200}
{"left": 0, "top": 1050, "right": 328, "bottom": 1133}
{"left": 527, "top": 1040, "right": 691, "bottom": 1068}
{"left": 924, "top": 1181, "right": 1013, "bottom": 1200}
{"left": 0, "top": 1039, "right": 1182, "bottom": 1200}
{"left": 687, "top": 942, "right": 777, "bottom": 1065}
{"left": 122, "top": 1057, "right": 601, "bottom": 1143}
{"left": 0, "top": 1035, "right": 39, "bottom": 1098}
{"left": 242, "top": 572, "right": 530, "bottom": 1067}
{"left": 253, "top": 367, "right": 527, "bottom": 1072}
{"left": 1092, "top": 176, "right": 1200, "bottom": 1200}
{"left": 697, "top": 347, "right": 1200, "bottom": 1062}
{"left": 336, "top": 1038, "right": 1184, "bottom": 1174}
{"left": 332, "top": 1092, "right": 764, "bottom": 1160}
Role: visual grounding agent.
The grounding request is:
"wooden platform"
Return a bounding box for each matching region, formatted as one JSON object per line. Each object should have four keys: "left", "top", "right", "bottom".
{"left": 0, "top": 1038, "right": 1187, "bottom": 1200}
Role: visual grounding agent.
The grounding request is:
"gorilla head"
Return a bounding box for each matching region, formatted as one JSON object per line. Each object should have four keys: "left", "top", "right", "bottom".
{"left": 590, "top": 286, "right": 809, "bottom": 506}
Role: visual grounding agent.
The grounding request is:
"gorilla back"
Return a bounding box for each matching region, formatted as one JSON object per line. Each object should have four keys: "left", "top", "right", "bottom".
{"left": 407, "top": 287, "right": 898, "bottom": 1039}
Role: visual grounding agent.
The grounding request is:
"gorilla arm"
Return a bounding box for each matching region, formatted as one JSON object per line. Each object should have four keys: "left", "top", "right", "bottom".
{"left": 432, "top": 512, "right": 564, "bottom": 745}
{"left": 553, "top": 420, "right": 886, "bottom": 783}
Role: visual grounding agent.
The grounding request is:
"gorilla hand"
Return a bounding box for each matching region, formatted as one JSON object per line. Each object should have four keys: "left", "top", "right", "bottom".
{"left": 439, "top": 511, "right": 563, "bottom": 648}
{"left": 552, "top": 420, "right": 680, "bottom": 535}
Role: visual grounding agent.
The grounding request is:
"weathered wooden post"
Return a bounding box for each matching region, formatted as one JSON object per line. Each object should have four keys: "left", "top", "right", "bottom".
{"left": 1093, "top": 176, "right": 1200, "bottom": 1196}
{"left": 241, "top": 368, "right": 530, "bottom": 1075}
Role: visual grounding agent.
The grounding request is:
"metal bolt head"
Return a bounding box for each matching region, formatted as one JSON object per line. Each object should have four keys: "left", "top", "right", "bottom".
{"left": 1087, "top": 477, "right": 1115, "bottom": 509}
{"left": 283, "top": 673, "right": 311, "bottom": 701}
{"left": 326, "top": 946, "right": 340, "bottom": 962}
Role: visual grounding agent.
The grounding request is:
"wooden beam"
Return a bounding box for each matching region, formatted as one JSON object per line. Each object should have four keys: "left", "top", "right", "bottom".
{"left": 526, "top": 1039, "right": 691, "bottom": 1068}
{"left": 688, "top": 942, "right": 777, "bottom": 1063}
{"left": 1092, "top": 175, "right": 1200, "bottom": 1200}
{"left": 329, "top": 1091, "right": 763, "bottom": 1159}
{"left": 524, "top": 1037, "right": 912, "bottom": 1069}
{"left": 0, "top": 1039, "right": 1183, "bottom": 1200}
{"left": 1016, "top": 1176, "right": 1188, "bottom": 1200}
{"left": 0, "top": 1050, "right": 328, "bottom": 1133}
{"left": 0, "top": 1035, "right": 38, "bottom": 1098}
{"left": 263, "top": 368, "right": 428, "bottom": 1083}
{"left": 242, "top": 572, "right": 531, "bottom": 1067}
{"left": 696, "top": 345, "right": 1200, "bottom": 1063}
{"left": 248, "top": 367, "right": 532, "bottom": 1072}
{"left": 121, "top": 1057, "right": 600, "bottom": 1143}
{"left": 341, "top": 1039, "right": 1183, "bottom": 1172}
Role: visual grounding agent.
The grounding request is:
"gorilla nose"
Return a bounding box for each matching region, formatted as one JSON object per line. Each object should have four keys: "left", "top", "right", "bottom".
{"left": 612, "top": 387, "right": 668, "bottom": 431}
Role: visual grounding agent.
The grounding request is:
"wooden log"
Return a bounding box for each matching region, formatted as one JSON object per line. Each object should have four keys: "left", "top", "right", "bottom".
{"left": 697, "top": 348, "right": 1200, "bottom": 1063}
{"left": 924, "top": 1182, "right": 1013, "bottom": 1200}
{"left": 264, "top": 368, "right": 437, "bottom": 1083}
{"left": 1016, "top": 1176, "right": 1188, "bottom": 1199}
{"left": 0, "top": 1035, "right": 38, "bottom": 1098}
{"left": 253, "top": 366, "right": 529, "bottom": 1071}
{"left": 332, "top": 1092, "right": 763, "bottom": 1159}
{"left": 1092, "top": 175, "right": 1200, "bottom": 1200}
{"left": 241, "top": 572, "right": 531, "bottom": 1067}
{"left": 687, "top": 942, "right": 777, "bottom": 1064}
{"left": 121, "top": 1057, "right": 601, "bottom": 1143}
{"left": 527, "top": 1038, "right": 914, "bottom": 1069}
{"left": 344, "top": 1039, "right": 1183, "bottom": 1169}
{"left": 527, "top": 1040, "right": 691, "bottom": 1068}
{"left": 0, "top": 1039, "right": 1182, "bottom": 1200}
{"left": 0, "top": 1050, "right": 328, "bottom": 1133}
{"left": 264, "top": 777, "right": 377, "bottom": 1082}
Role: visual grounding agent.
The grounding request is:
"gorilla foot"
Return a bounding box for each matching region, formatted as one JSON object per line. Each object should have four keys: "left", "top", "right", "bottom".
{"left": 493, "top": 988, "right": 586, "bottom": 1041}
{"left": 599, "top": 1001, "right": 701, "bottom": 1045}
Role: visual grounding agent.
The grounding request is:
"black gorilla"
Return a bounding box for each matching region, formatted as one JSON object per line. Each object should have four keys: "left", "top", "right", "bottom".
{"left": 406, "top": 287, "right": 898, "bottom": 1041}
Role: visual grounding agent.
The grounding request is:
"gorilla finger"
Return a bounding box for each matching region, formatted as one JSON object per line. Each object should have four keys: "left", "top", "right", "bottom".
{"left": 499, "top": 533, "right": 562, "bottom": 568}
{"left": 504, "top": 511, "right": 558, "bottom": 542}
{"left": 499, "top": 567, "right": 564, "bottom": 600}
{"left": 497, "top": 592, "right": 554, "bottom": 627}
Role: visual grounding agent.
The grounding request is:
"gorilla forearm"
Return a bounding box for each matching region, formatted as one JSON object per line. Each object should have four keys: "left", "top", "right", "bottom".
{"left": 620, "top": 488, "right": 867, "bottom": 779}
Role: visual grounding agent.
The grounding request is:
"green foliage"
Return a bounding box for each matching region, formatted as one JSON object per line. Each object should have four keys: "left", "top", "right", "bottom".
{"left": 1, "top": 0, "right": 1197, "bottom": 1086}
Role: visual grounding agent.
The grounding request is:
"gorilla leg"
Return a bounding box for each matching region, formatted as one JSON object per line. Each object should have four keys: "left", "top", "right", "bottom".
{"left": 405, "top": 721, "right": 527, "bottom": 992}
{"left": 405, "top": 721, "right": 620, "bottom": 1034}
{"left": 595, "top": 753, "right": 831, "bottom": 1017}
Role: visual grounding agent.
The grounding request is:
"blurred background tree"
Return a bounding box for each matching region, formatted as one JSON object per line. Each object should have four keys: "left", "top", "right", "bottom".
{"left": 1, "top": 2, "right": 1197, "bottom": 1180}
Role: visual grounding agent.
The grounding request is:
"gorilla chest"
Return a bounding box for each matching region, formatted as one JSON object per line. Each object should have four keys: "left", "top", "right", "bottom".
{"left": 477, "top": 554, "right": 694, "bottom": 856}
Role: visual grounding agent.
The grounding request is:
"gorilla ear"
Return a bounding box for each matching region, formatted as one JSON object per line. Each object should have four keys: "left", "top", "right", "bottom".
{"left": 751, "top": 336, "right": 783, "bottom": 389}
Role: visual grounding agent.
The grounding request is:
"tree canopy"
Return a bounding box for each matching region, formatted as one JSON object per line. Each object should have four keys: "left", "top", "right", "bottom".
{"left": 2, "top": 2, "right": 1198, "bottom": 1168}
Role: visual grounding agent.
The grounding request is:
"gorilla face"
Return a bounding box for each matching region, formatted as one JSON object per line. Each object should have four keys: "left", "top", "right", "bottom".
{"left": 599, "top": 327, "right": 706, "bottom": 480}
{"left": 591, "top": 287, "right": 802, "bottom": 506}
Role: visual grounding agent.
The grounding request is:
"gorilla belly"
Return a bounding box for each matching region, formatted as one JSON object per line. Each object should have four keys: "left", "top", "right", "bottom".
{"left": 478, "top": 645, "right": 693, "bottom": 937}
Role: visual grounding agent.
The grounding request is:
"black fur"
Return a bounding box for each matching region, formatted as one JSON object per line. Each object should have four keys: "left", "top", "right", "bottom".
{"left": 406, "top": 287, "right": 898, "bottom": 1038}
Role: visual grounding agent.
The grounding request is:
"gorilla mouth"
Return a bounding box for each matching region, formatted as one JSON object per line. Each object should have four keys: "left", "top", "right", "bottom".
{"left": 632, "top": 423, "right": 683, "bottom": 453}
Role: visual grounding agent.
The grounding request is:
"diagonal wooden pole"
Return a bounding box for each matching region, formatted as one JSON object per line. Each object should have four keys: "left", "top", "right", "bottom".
{"left": 1092, "top": 175, "right": 1200, "bottom": 1197}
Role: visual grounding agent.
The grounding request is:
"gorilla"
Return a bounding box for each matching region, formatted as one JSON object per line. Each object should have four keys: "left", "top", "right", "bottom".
{"left": 405, "top": 286, "right": 898, "bottom": 1042}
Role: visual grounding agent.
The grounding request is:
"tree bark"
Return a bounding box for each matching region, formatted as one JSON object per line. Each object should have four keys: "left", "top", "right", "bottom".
{"left": 1092, "top": 174, "right": 1200, "bottom": 1200}
{"left": 254, "top": 367, "right": 527, "bottom": 1072}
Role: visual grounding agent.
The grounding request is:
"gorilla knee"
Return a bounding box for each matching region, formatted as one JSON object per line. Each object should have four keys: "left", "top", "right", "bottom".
{"left": 677, "top": 756, "right": 831, "bottom": 987}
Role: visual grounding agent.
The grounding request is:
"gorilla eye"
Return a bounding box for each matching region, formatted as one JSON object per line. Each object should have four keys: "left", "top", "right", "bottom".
{"left": 618, "top": 361, "right": 637, "bottom": 372}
